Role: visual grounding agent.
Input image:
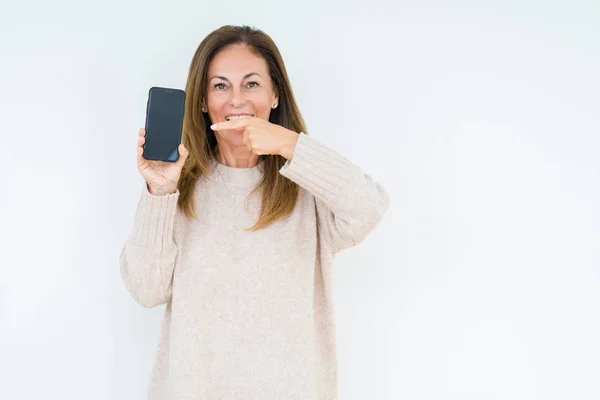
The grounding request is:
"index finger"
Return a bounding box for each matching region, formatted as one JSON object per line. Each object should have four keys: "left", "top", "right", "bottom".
{"left": 210, "top": 116, "right": 254, "bottom": 131}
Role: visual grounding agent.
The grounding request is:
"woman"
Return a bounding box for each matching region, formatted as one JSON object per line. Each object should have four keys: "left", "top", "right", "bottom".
{"left": 120, "top": 25, "right": 389, "bottom": 400}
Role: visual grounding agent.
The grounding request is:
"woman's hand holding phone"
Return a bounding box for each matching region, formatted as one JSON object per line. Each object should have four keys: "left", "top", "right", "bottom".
{"left": 137, "top": 128, "right": 189, "bottom": 196}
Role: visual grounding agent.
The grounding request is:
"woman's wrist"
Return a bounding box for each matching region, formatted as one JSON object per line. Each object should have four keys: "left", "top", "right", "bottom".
{"left": 147, "top": 183, "right": 177, "bottom": 196}
{"left": 278, "top": 132, "right": 299, "bottom": 160}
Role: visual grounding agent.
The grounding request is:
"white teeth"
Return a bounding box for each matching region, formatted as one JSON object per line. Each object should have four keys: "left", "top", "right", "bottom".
{"left": 225, "top": 114, "right": 253, "bottom": 121}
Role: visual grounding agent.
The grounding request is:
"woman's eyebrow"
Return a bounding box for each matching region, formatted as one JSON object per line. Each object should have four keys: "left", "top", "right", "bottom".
{"left": 210, "top": 72, "right": 262, "bottom": 82}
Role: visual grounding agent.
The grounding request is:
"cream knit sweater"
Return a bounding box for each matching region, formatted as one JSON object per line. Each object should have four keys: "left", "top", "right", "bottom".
{"left": 119, "top": 132, "right": 389, "bottom": 399}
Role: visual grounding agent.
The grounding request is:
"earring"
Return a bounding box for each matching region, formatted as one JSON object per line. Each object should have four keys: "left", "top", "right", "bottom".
{"left": 202, "top": 107, "right": 207, "bottom": 112}
{"left": 272, "top": 103, "right": 278, "bottom": 109}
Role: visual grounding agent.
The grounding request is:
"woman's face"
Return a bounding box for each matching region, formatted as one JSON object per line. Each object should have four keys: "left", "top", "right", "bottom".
{"left": 205, "top": 44, "right": 278, "bottom": 147}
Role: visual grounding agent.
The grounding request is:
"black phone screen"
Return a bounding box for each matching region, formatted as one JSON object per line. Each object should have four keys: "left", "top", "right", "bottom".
{"left": 143, "top": 87, "right": 186, "bottom": 162}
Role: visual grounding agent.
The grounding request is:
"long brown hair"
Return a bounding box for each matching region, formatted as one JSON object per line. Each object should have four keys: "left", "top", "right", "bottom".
{"left": 178, "top": 25, "right": 308, "bottom": 231}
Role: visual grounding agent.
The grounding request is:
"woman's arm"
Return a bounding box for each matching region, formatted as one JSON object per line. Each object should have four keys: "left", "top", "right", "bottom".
{"left": 119, "top": 185, "right": 180, "bottom": 307}
{"left": 279, "top": 132, "right": 389, "bottom": 253}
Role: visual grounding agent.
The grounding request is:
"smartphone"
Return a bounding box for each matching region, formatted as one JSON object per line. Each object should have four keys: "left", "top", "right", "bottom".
{"left": 143, "top": 86, "right": 186, "bottom": 162}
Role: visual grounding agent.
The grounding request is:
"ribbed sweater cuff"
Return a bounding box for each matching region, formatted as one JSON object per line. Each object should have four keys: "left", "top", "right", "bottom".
{"left": 279, "top": 132, "right": 360, "bottom": 210}
{"left": 129, "top": 185, "right": 180, "bottom": 255}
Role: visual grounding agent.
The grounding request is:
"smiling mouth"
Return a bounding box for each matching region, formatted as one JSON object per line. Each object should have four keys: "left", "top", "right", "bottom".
{"left": 225, "top": 114, "right": 254, "bottom": 121}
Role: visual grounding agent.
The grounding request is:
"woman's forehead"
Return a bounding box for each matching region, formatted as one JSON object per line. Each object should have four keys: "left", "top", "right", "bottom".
{"left": 208, "top": 45, "right": 268, "bottom": 78}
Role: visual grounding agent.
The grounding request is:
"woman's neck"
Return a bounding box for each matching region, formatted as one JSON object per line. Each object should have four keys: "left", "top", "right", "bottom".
{"left": 214, "top": 147, "right": 261, "bottom": 168}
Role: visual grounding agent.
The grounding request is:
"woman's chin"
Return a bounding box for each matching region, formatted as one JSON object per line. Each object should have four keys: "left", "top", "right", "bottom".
{"left": 219, "top": 130, "right": 246, "bottom": 145}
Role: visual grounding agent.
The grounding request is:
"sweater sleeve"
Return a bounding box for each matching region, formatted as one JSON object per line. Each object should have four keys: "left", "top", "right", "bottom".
{"left": 119, "top": 184, "right": 180, "bottom": 308}
{"left": 279, "top": 132, "right": 389, "bottom": 254}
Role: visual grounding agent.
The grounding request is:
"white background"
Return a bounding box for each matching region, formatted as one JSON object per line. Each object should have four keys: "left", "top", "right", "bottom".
{"left": 1, "top": 1, "right": 599, "bottom": 399}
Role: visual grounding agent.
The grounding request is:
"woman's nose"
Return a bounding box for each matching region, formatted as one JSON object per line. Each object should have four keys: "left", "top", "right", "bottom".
{"left": 229, "top": 88, "right": 246, "bottom": 106}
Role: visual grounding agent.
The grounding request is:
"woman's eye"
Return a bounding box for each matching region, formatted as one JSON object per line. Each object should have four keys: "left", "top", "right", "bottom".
{"left": 213, "top": 82, "right": 259, "bottom": 90}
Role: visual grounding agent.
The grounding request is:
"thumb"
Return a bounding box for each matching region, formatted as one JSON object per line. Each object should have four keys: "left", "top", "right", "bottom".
{"left": 176, "top": 143, "right": 189, "bottom": 168}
